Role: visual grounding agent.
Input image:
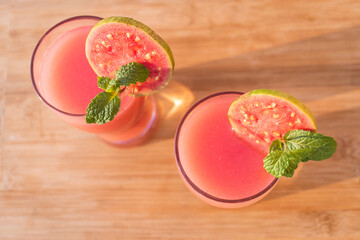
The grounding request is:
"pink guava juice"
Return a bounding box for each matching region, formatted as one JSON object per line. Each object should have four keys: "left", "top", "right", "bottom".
{"left": 175, "top": 92, "right": 278, "bottom": 208}
{"left": 31, "top": 16, "right": 158, "bottom": 145}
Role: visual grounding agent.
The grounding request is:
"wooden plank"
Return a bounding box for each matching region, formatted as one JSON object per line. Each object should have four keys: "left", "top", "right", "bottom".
{"left": 1, "top": 0, "right": 360, "bottom": 239}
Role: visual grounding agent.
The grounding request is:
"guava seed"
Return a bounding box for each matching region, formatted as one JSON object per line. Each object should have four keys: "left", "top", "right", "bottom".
{"left": 101, "top": 40, "right": 108, "bottom": 47}
{"left": 273, "top": 132, "right": 280, "bottom": 137}
{"left": 145, "top": 53, "right": 151, "bottom": 60}
{"left": 272, "top": 114, "right": 280, "bottom": 119}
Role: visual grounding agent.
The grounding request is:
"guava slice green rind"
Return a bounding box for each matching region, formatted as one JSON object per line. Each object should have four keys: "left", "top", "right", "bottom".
{"left": 228, "top": 89, "right": 317, "bottom": 154}
{"left": 91, "top": 16, "right": 175, "bottom": 68}
{"left": 249, "top": 89, "right": 316, "bottom": 127}
{"left": 86, "top": 16, "right": 174, "bottom": 96}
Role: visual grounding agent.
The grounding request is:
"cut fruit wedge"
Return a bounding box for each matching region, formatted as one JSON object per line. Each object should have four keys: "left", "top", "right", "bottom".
{"left": 228, "top": 89, "right": 317, "bottom": 153}
{"left": 86, "top": 16, "right": 174, "bottom": 96}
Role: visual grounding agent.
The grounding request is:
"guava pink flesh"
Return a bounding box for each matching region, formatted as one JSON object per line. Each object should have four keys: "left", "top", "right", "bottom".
{"left": 86, "top": 23, "right": 172, "bottom": 95}
{"left": 229, "top": 94, "right": 316, "bottom": 153}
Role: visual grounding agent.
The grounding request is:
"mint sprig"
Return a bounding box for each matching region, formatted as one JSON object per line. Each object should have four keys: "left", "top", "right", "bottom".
{"left": 115, "top": 62, "right": 149, "bottom": 86}
{"left": 86, "top": 62, "right": 149, "bottom": 125}
{"left": 85, "top": 92, "right": 121, "bottom": 124}
{"left": 97, "top": 76, "right": 112, "bottom": 90}
{"left": 263, "top": 129, "right": 337, "bottom": 178}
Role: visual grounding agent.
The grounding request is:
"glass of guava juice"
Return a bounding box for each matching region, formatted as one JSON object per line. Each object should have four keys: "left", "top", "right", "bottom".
{"left": 175, "top": 92, "right": 279, "bottom": 208}
{"left": 31, "top": 16, "right": 161, "bottom": 146}
{"left": 175, "top": 88, "right": 320, "bottom": 208}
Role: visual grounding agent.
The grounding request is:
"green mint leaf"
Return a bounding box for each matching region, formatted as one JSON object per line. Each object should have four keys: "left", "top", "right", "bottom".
{"left": 86, "top": 92, "right": 120, "bottom": 124}
{"left": 284, "top": 130, "right": 337, "bottom": 161}
{"left": 97, "top": 76, "right": 112, "bottom": 90}
{"left": 263, "top": 129, "right": 337, "bottom": 178}
{"left": 269, "top": 139, "right": 284, "bottom": 152}
{"left": 264, "top": 150, "right": 302, "bottom": 178}
{"left": 105, "top": 79, "right": 121, "bottom": 93}
{"left": 115, "top": 62, "right": 149, "bottom": 86}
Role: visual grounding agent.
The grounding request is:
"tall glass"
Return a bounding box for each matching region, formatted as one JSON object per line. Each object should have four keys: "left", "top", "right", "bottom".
{"left": 175, "top": 92, "right": 278, "bottom": 208}
{"left": 31, "top": 16, "right": 159, "bottom": 146}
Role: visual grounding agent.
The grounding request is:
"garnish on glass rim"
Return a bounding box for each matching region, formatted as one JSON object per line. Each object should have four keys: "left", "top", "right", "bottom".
{"left": 84, "top": 16, "right": 175, "bottom": 125}
{"left": 86, "top": 62, "right": 149, "bottom": 125}
{"left": 264, "top": 129, "right": 337, "bottom": 177}
{"left": 85, "top": 16, "right": 175, "bottom": 97}
{"left": 227, "top": 89, "right": 337, "bottom": 178}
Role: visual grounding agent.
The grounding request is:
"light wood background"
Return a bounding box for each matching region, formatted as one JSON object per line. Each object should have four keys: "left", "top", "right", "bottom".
{"left": 1, "top": 0, "right": 360, "bottom": 239}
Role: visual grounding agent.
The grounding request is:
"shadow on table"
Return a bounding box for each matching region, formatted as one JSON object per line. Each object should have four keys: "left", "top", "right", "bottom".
{"left": 154, "top": 25, "right": 360, "bottom": 199}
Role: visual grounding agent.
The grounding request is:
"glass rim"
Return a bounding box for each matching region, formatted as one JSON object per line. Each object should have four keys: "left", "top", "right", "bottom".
{"left": 30, "top": 15, "right": 102, "bottom": 117}
{"left": 174, "top": 91, "right": 279, "bottom": 204}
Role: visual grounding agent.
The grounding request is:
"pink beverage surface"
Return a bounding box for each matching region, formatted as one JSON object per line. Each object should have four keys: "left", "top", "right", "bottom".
{"left": 178, "top": 94, "right": 275, "bottom": 200}
{"left": 39, "top": 25, "right": 132, "bottom": 114}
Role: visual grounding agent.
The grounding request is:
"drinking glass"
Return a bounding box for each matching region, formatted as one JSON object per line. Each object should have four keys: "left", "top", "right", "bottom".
{"left": 175, "top": 92, "right": 278, "bottom": 208}
{"left": 31, "top": 16, "right": 159, "bottom": 146}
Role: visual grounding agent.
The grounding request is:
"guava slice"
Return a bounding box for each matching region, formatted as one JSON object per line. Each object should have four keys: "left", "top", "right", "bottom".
{"left": 228, "top": 89, "right": 317, "bottom": 153}
{"left": 85, "top": 16, "right": 174, "bottom": 96}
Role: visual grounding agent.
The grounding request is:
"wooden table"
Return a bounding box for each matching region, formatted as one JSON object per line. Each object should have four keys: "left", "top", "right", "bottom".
{"left": 1, "top": 0, "right": 359, "bottom": 239}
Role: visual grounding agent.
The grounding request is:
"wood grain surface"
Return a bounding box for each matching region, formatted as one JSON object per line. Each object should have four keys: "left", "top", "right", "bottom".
{"left": 1, "top": 0, "right": 360, "bottom": 239}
